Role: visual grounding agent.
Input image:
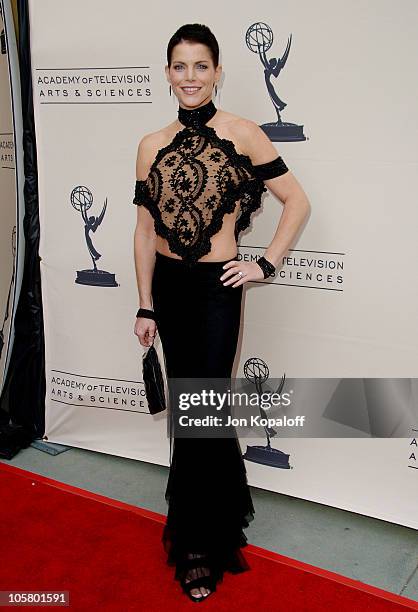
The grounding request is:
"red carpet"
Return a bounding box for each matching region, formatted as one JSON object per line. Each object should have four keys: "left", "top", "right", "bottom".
{"left": 0, "top": 462, "right": 416, "bottom": 611}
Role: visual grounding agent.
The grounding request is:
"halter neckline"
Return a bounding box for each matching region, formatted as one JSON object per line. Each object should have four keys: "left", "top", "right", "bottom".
{"left": 177, "top": 99, "right": 217, "bottom": 128}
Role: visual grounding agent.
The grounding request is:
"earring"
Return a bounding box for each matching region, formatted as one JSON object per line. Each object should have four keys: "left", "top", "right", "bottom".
{"left": 169, "top": 84, "right": 172, "bottom": 96}
{"left": 214, "top": 83, "right": 218, "bottom": 96}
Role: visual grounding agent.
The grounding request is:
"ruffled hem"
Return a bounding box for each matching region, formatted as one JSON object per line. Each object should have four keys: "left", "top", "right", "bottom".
{"left": 160, "top": 435, "right": 255, "bottom": 586}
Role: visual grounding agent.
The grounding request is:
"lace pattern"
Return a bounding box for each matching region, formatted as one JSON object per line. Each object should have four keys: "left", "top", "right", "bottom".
{"left": 133, "top": 124, "right": 289, "bottom": 264}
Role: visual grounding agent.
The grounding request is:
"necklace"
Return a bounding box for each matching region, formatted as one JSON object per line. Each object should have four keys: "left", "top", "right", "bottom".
{"left": 177, "top": 99, "right": 217, "bottom": 128}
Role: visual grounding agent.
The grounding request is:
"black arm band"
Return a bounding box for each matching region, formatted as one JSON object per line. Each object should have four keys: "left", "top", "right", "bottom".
{"left": 133, "top": 179, "right": 149, "bottom": 205}
{"left": 252, "top": 155, "right": 289, "bottom": 181}
{"left": 256, "top": 256, "right": 276, "bottom": 279}
{"left": 136, "top": 308, "right": 156, "bottom": 321}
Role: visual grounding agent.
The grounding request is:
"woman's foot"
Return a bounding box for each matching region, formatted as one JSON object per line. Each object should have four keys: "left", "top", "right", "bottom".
{"left": 181, "top": 552, "right": 215, "bottom": 602}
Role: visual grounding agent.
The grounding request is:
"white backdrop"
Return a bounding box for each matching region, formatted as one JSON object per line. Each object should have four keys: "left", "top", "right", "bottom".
{"left": 28, "top": 0, "right": 418, "bottom": 529}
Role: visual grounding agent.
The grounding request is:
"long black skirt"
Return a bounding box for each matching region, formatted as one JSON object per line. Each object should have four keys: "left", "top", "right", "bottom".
{"left": 151, "top": 250, "right": 255, "bottom": 587}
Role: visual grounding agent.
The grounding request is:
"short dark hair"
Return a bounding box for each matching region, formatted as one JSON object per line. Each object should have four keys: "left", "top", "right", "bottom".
{"left": 167, "top": 23, "right": 219, "bottom": 68}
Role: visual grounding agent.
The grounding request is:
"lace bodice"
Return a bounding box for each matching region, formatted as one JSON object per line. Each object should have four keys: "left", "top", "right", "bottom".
{"left": 133, "top": 104, "right": 289, "bottom": 265}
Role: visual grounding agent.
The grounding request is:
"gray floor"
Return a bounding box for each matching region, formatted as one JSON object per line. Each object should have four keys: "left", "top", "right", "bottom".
{"left": 1, "top": 444, "right": 417, "bottom": 603}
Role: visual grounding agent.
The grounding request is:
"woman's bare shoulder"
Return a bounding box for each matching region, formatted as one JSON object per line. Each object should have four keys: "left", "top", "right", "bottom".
{"left": 214, "top": 109, "right": 269, "bottom": 159}
{"left": 137, "top": 121, "right": 177, "bottom": 156}
{"left": 214, "top": 109, "right": 261, "bottom": 143}
{"left": 214, "top": 108, "right": 257, "bottom": 131}
{"left": 136, "top": 121, "right": 179, "bottom": 178}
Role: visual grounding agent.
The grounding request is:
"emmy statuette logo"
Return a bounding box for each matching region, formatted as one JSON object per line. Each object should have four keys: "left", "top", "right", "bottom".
{"left": 245, "top": 22, "right": 306, "bottom": 142}
{"left": 70, "top": 185, "right": 118, "bottom": 287}
{"left": 242, "top": 357, "right": 291, "bottom": 469}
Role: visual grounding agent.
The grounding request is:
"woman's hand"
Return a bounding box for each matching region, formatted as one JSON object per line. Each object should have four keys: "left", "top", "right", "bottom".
{"left": 219, "top": 261, "right": 265, "bottom": 287}
{"left": 134, "top": 317, "right": 157, "bottom": 347}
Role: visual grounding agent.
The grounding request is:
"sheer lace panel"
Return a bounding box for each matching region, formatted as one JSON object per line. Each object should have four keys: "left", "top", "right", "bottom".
{"left": 133, "top": 124, "right": 289, "bottom": 264}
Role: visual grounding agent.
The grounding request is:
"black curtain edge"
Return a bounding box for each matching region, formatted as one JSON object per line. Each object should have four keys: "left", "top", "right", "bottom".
{"left": 0, "top": 0, "right": 46, "bottom": 457}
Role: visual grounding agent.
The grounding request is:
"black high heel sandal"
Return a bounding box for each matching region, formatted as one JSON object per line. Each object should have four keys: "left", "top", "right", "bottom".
{"left": 180, "top": 553, "right": 216, "bottom": 603}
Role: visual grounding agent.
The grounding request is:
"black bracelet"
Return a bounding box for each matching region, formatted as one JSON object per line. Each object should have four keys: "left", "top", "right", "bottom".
{"left": 256, "top": 256, "right": 276, "bottom": 279}
{"left": 136, "top": 308, "right": 156, "bottom": 321}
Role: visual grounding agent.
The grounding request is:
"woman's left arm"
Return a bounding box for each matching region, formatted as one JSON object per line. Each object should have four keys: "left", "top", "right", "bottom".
{"left": 239, "top": 119, "right": 311, "bottom": 268}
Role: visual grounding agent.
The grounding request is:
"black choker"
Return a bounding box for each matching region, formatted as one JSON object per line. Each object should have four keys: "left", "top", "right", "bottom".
{"left": 178, "top": 99, "right": 217, "bottom": 128}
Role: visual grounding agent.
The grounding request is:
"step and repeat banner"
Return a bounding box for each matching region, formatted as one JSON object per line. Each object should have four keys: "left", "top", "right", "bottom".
{"left": 28, "top": 0, "right": 418, "bottom": 528}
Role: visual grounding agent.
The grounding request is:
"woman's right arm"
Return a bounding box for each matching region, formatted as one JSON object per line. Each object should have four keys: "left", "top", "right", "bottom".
{"left": 133, "top": 135, "right": 158, "bottom": 347}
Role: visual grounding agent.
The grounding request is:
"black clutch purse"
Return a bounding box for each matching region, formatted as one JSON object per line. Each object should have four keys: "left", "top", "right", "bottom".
{"left": 142, "top": 344, "right": 166, "bottom": 415}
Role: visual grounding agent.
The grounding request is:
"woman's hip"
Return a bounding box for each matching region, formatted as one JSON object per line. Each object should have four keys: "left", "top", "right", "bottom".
{"left": 151, "top": 251, "right": 243, "bottom": 377}
{"left": 152, "top": 251, "right": 243, "bottom": 306}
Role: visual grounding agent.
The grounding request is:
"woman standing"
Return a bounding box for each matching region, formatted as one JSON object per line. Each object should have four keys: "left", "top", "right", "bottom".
{"left": 133, "top": 23, "right": 310, "bottom": 603}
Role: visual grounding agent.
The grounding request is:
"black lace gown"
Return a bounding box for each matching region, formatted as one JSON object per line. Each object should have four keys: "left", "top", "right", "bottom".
{"left": 133, "top": 99, "right": 289, "bottom": 587}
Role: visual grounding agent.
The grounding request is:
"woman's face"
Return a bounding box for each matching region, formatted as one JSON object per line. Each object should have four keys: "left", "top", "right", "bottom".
{"left": 166, "top": 41, "right": 221, "bottom": 110}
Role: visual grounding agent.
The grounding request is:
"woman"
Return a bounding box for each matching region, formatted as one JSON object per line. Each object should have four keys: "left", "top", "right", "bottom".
{"left": 133, "top": 23, "right": 310, "bottom": 603}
